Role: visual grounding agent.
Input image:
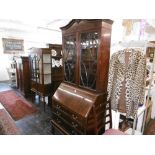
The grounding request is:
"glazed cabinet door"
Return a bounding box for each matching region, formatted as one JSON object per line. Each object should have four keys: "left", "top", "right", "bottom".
{"left": 63, "top": 35, "right": 77, "bottom": 84}
{"left": 79, "top": 31, "right": 99, "bottom": 90}
{"left": 29, "top": 54, "right": 41, "bottom": 84}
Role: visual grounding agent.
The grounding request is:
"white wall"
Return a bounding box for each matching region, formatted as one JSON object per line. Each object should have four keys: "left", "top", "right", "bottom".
{"left": 110, "top": 19, "right": 124, "bottom": 55}
{"left": 0, "top": 38, "right": 10, "bottom": 81}
{"left": 0, "top": 27, "right": 62, "bottom": 81}
{"left": 111, "top": 19, "right": 124, "bottom": 44}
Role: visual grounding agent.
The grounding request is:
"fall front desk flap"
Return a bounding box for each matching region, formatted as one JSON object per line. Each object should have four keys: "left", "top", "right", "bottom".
{"left": 52, "top": 82, "right": 106, "bottom": 118}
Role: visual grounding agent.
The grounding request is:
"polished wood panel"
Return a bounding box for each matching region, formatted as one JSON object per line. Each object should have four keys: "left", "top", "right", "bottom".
{"left": 16, "top": 56, "right": 31, "bottom": 98}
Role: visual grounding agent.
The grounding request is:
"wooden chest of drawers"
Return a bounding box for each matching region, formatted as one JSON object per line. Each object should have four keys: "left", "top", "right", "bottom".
{"left": 51, "top": 82, "right": 108, "bottom": 135}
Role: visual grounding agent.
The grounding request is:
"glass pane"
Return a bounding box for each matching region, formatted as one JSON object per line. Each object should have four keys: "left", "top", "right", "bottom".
{"left": 39, "top": 74, "right": 51, "bottom": 84}
{"left": 30, "top": 54, "right": 41, "bottom": 83}
{"left": 63, "top": 36, "right": 76, "bottom": 83}
{"left": 43, "top": 54, "right": 51, "bottom": 63}
{"left": 80, "top": 32, "right": 99, "bottom": 89}
{"left": 43, "top": 64, "right": 51, "bottom": 74}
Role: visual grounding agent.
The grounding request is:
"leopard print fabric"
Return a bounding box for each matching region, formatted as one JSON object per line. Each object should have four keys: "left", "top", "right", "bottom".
{"left": 107, "top": 49, "right": 146, "bottom": 118}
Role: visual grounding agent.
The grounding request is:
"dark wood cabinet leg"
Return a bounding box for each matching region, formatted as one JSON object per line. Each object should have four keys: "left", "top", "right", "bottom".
{"left": 38, "top": 95, "right": 41, "bottom": 102}
{"left": 48, "top": 95, "right": 52, "bottom": 107}
{"left": 31, "top": 91, "right": 35, "bottom": 103}
{"left": 43, "top": 96, "right": 46, "bottom": 112}
{"left": 51, "top": 125, "right": 55, "bottom": 134}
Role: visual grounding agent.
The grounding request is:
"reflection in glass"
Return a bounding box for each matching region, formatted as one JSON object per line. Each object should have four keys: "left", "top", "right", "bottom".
{"left": 64, "top": 36, "right": 76, "bottom": 83}
{"left": 30, "top": 54, "right": 41, "bottom": 83}
{"left": 80, "top": 32, "right": 99, "bottom": 89}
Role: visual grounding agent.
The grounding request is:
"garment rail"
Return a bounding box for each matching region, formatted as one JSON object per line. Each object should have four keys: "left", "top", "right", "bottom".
{"left": 111, "top": 40, "right": 155, "bottom": 135}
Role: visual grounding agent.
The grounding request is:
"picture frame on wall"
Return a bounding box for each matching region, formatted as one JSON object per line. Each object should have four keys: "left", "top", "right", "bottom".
{"left": 2, "top": 38, "right": 24, "bottom": 54}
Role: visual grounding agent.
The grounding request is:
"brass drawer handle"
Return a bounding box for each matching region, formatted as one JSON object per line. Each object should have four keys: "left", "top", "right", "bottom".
{"left": 56, "top": 118, "right": 61, "bottom": 124}
{"left": 72, "top": 122, "right": 78, "bottom": 128}
{"left": 56, "top": 105, "right": 61, "bottom": 109}
{"left": 72, "top": 114, "right": 78, "bottom": 120}
{"left": 56, "top": 111, "right": 61, "bottom": 116}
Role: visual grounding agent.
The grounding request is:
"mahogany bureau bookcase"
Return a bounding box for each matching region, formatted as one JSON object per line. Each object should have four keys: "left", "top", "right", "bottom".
{"left": 51, "top": 19, "right": 113, "bottom": 134}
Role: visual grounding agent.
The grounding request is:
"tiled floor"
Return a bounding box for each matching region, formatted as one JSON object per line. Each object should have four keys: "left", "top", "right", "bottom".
{"left": 0, "top": 82, "right": 52, "bottom": 135}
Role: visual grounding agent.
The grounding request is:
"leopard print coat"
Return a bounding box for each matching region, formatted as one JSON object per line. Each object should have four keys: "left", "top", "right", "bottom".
{"left": 107, "top": 49, "right": 146, "bottom": 118}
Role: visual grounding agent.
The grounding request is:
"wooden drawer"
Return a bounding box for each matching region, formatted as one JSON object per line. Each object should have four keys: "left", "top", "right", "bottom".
{"left": 52, "top": 112, "right": 84, "bottom": 134}
{"left": 53, "top": 101, "right": 86, "bottom": 126}
{"left": 53, "top": 106, "right": 85, "bottom": 131}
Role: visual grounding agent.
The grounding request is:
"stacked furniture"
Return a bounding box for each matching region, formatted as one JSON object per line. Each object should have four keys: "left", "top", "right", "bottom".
{"left": 51, "top": 19, "right": 113, "bottom": 134}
